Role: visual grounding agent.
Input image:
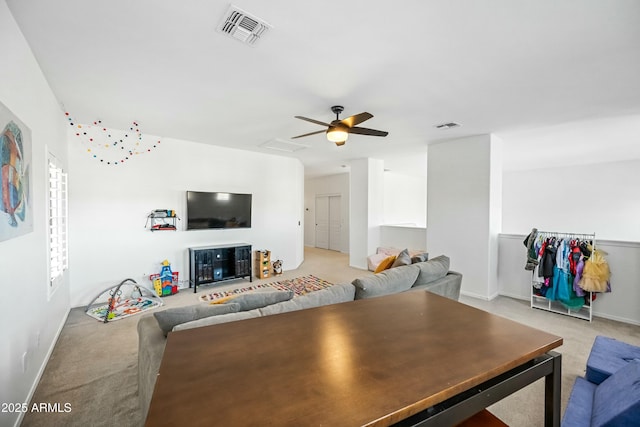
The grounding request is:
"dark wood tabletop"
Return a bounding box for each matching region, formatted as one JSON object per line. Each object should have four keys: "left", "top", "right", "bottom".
{"left": 146, "top": 290, "right": 562, "bottom": 427}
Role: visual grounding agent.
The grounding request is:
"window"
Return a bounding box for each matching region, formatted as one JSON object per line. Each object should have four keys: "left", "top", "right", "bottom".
{"left": 48, "top": 154, "right": 68, "bottom": 297}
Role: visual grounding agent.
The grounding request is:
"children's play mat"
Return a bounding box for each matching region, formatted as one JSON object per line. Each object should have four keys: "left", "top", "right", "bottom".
{"left": 85, "top": 278, "right": 163, "bottom": 323}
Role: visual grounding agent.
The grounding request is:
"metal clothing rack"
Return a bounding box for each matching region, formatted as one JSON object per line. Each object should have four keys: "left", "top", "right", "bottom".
{"left": 530, "top": 230, "right": 596, "bottom": 322}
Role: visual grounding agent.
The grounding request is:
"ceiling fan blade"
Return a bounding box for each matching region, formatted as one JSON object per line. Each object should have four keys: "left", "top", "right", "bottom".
{"left": 291, "top": 129, "right": 326, "bottom": 139}
{"left": 348, "top": 127, "right": 389, "bottom": 137}
{"left": 340, "top": 112, "right": 373, "bottom": 128}
{"left": 294, "top": 116, "right": 332, "bottom": 127}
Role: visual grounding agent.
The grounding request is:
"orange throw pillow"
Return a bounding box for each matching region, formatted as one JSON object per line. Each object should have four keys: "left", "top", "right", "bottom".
{"left": 374, "top": 255, "right": 396, "bottom": 273}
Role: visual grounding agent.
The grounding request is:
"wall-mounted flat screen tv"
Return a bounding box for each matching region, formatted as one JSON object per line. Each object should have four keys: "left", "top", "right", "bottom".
{"left": 186, "top": 191, "right": 252, "bottom": 230}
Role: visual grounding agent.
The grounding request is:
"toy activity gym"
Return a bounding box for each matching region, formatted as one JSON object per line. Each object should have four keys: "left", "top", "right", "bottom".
{"left": 84, "top": 278, "right": 163, "bottom": 323}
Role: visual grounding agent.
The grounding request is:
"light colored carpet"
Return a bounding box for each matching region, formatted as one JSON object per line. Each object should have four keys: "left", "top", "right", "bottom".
{"left": 21, "top": 247, "right": 640, "bottom": 426}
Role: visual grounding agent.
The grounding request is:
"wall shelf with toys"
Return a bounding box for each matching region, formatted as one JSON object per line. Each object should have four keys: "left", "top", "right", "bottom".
{"left": 146, "top": 209, "right": 179, "bottom": 231}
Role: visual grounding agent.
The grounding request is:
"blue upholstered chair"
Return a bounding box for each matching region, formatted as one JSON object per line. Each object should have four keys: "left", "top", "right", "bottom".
{"left": 562, "top": 336, "right": 640, "bottom": 426}
{"left": 586, "top": 336, "right": 640, "bottom": 385}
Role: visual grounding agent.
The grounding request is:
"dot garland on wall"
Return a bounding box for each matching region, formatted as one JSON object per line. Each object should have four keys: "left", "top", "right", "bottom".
{"left": 64, "top": 112, "right": 162, "bottom": 165}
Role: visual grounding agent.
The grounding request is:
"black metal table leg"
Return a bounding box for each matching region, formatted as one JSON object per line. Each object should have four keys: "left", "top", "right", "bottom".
{"left": 545, "top": 351, "right": 562, "bottom": 427}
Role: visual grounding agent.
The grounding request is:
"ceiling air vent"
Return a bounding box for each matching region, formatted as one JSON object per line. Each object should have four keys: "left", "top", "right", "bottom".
{"left": 260, "top": 138, "right": 310, "bottom": 153}
{"left": 435, "top": 122, "right": 461, "bottom": 130}
{"left": 218, "top": 5, "right": 272, "bottom": 46}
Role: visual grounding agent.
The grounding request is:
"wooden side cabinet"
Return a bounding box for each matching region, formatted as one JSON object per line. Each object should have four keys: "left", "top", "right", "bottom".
{"left": 188, "top": 243, "right": 252, "bottom": 293}
{"left": 255, "top": 250, "right": 271, "bottom": 279}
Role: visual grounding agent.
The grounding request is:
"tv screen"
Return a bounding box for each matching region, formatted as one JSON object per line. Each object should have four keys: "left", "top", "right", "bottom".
{"left": 186, "top": 191, "right": 252, "bottom": 230}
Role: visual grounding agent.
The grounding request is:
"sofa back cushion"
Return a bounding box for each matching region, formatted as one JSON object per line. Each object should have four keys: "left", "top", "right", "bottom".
{"left": 153, "top": 303, "right": 241, "bottom": 336}
{"left": 259, "top": 283, "right": 356, "bottom": 316}
{"left": 172, "top": 309, "right": 262, "bottom": 332}
{"left": 352, "top": 264, "right": 420, "bottom": 299}
{"left": 413, "top": 255, "right": 450, "bottom": 287}
{"left": 223, "top": 290, "right": 294, "bottom": 311}
{"left": 591, "top": 359, "right": 640, "bottom": 427}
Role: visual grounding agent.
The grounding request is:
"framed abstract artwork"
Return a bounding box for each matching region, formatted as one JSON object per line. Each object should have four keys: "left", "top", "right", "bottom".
{"left": 0, "top": 101, "right": 33, "bottom": 242}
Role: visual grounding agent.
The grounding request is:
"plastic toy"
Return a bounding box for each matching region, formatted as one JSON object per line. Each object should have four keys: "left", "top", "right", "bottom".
{"left": 150, "top": 259, "right": 179, "bottom": 296}
{"left": 272, "top": 259, "right": 283, "bottom": 275}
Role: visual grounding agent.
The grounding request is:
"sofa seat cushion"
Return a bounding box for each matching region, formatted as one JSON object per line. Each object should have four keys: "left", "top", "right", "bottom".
{"left": 413, "top": 255, "right": 450, "bottom": 287}
{"left": 259, "top": 283, "right": 356, "bottom": 316}
{"left": 587, "top": 335, "right": 640, "bottom": 385}
{"left": 153, "top": 303, "right": 241, "bottom": 336}
{"left": 222, "top": 290, "right": 294, "bottom": 311}
{"left": 591, "top": 359, "right": 640, "bottom": 426}
{"left": 562, "top": 376, "right": 597, "bottom": 427}
{"left": 352, "top": 264, "right": 420, "bottom": 299}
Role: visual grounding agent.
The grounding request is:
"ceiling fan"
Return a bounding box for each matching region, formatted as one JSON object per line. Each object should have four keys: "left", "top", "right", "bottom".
{"left": 292, "top": 105, "right": 389, "bottom": 146}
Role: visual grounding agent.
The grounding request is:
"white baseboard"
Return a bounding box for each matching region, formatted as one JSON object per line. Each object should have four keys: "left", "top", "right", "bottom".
{"left": 461, "top": 290, "right": 500, "bottom": 301}
{"left": 592, "top": 310, "right": 640, "bottom": 326}
{"left": 498, "top": 291, "right": 530, "bottom": 301}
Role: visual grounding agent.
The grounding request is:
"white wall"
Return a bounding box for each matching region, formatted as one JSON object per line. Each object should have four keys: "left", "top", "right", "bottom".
{"left": 380, "top": 225, "right": 427, "bottom": 251}
{"left": 68, "top": 135, "right": 304, "bottom": 307}
{"left": 349, "top": 158, "right": 384, "bottom": 269}
{"left": 0, "top": 3, "right": 70, "bottom": 426}
{"left": 500, "top": 114, "right": 640, "bottom": 173}
{"left": 304, "top": 173, "right": 349, "bottom": 252}
{"left": 382, "top": 171, "right": 426, "bottom": 228}
{"left": 427, "top": 134, "right": 503, "bottom": 300}
{"left": 502, "top": 159, "right": 640, "bottom": 241}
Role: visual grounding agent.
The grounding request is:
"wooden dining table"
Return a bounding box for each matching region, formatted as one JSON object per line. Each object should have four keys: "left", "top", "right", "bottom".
{"left": 145, "top": 290, "right": 562, "bottom": 426}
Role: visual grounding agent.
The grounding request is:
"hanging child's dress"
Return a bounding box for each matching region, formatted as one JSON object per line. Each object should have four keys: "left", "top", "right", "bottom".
{"left": 578, "top": 249, "right": 611, "bottom": 293}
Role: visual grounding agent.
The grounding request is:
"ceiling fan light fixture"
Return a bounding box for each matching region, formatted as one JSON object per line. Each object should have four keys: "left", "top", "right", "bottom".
{"left": 326, "top": 126, "right": 349, "bottom": 143}
{"left": 292, "top": 106, "right": 387, "bottom": 145}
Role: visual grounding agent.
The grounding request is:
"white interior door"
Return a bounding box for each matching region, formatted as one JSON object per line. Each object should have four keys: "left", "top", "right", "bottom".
{"left": 315, "top": 196, "right": 329, "bottom": 249}
{"left": 328, "top": 195, "right": 342, "bottom": 251}
{"left": 316, "top": 195, "right": 342, "bottom": 251}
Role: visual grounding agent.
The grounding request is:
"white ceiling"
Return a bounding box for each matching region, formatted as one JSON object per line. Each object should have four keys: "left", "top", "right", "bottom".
{"left": 6, "top": 0, "right": 640, "bottom": 178}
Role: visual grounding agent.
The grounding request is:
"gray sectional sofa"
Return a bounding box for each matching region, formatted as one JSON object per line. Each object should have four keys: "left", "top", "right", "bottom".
{"left": 137, "top": 254, "right": 462, "bottom": 419}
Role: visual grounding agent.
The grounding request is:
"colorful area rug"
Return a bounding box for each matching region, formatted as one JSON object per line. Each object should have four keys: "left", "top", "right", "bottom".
{"left": 268, "top": 275, "right": 334, "bottom": 296}
{"left": 198, "top": 275, "right": 334, "bottom": 303}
